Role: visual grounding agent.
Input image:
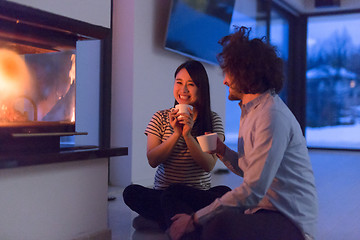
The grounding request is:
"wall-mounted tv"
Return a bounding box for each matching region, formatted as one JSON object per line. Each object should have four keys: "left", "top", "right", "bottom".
{"left": 165, "top": 0, "right": 235, "bottom": 65}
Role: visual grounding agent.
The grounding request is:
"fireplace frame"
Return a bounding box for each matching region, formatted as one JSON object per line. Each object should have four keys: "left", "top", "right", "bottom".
{"left": 0, "top": 1, "right": 109, "bottom": 51}
{"left": 0, "top": 1, "right": 112, "bottom": 152}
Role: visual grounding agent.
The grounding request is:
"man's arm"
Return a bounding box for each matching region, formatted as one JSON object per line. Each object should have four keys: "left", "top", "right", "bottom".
{"left": 196, "top": 109, "right": 290, "bottom": 222}
{"left": 219, "top": 145, "right": 244, "bottom": 176}
{"left": 211, "top": 136, "right": 244, "bottom": 176}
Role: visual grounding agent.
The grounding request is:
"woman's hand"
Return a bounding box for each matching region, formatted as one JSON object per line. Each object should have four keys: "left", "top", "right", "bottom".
{"left": 169, "top": 108, "right": 182, "bottom": 136}
{"left": 170, "top": 107, "right": 194, "bottom": 137}
{"left": 177, "top": 107, "right": 194, "bottom": 137}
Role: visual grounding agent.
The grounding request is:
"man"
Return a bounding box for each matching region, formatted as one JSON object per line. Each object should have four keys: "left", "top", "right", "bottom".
{"left": 168, "top": 26, "right": 318, "bottom": 240}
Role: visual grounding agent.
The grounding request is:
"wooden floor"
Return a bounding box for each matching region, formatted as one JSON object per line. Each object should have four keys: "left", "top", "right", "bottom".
{"left": 108, "top": 149, "right": 360, "bottom": 240}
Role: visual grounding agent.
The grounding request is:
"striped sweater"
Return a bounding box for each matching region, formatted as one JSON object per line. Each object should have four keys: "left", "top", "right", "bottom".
{"left": 145, "top": 109, "right": 224, "bottom": 190}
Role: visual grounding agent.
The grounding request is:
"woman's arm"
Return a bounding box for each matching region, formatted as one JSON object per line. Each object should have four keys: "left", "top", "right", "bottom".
{"left": 146, "top": 131, "right": 181, "bottom": 168}
{"left": 146, "top": 109, "right": 184, "bottom": 168}
{"left": 181, "top": 111, "right": 225, "bottom": 172}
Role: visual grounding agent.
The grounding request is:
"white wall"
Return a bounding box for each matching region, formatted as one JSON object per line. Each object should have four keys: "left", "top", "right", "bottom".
{"left": 0, "top": 158, "right": 109, "bottom": 240}
{"left": 110, "top": 0, "right": 227, "bottom": 187}
{"left": 8, "top": 0, "right": 111, "bottom": 28}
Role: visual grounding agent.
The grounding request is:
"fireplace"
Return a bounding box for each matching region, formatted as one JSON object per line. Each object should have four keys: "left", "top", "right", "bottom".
{"left": 0, "top": 1, "right": 109, "bottom": 152}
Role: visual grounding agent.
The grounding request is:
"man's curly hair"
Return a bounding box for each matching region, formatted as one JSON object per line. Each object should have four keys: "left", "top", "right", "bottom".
{"left": 217, "top": 26, "right": 284, "bottom": 94}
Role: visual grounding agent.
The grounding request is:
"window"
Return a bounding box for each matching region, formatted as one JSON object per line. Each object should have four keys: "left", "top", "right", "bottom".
{"left": 270, "top": 9, "right": 289, "bottom": 103}
{"left": 224, "top": 1, "right": 290, "bottom": 150}
{"left": 225, "top": 0, "right": 267, "bottom": 150}
{"left": 306, "top": 13, "right": 360, "bottom": 149}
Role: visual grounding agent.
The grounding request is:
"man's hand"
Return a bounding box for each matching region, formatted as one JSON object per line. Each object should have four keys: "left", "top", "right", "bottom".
{"left": 168, "top": 213, "right": 195, "bottom": 240}
{"left": 205, "top": 132, "right": 226, "bottom": 157}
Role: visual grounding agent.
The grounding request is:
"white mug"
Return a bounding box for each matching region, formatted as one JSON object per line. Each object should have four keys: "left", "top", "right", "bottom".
{"left": 196, "top": 133, "right": 218, "bottom": 152}
{"left": 175, "top": 104, "right": 193, "bottom": 114}
{"left": 175, "top": 104, "right": 193, "bottom": 120}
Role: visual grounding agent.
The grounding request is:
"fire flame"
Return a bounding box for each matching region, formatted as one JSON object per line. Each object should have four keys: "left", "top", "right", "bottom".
{"left": 69, "top": 54, "right": 76, "bottom": 85}
{"left": 0, "top": 48, "right": 31, "bottom": 99}
{"left": 1, "top": 49, "right": 76, "bottom": 123}
{"left": 0, "top": 48, "right": 32, "bottom": 122}
{"left": 69, "top": 54, "right": 76, "bottom": 122}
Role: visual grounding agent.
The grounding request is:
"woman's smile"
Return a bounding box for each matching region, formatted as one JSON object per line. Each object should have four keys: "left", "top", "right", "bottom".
{"left": 174, "top": 68, "right": 198, "bottom": 105}
{"left": 179, "top": 94, "right": 190, "bottom": 100}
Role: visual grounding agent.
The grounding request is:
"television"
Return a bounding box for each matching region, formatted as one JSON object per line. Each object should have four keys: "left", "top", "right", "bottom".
{"left": 164, "top": 0, "right": 235, "bottom": 65}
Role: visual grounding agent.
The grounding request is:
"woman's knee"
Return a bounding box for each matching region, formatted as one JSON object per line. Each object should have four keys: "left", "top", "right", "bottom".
{"left": 122, "top": 184, "right": 143, "bottom": 205}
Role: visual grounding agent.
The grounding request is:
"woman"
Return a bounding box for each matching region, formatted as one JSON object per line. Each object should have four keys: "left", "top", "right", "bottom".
{"left": 123, "top": 60, "right": 230, "bottom": 230}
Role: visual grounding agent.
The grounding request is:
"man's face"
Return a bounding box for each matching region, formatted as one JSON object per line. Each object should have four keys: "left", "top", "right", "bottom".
{"left": 223, "top": 72, "right": 243, "bottom": 101}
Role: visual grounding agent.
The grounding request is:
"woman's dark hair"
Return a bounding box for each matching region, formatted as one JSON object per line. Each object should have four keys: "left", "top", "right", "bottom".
{"left": 217, "top": 26, "right": 284, "bottom": 94}
{"left": 174, "top": 60, "right": 212, "bottom": 135}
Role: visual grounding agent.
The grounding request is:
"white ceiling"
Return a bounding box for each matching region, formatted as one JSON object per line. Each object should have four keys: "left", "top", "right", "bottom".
{"left": 277, "top": 0, "right": 360, "bottom": 14}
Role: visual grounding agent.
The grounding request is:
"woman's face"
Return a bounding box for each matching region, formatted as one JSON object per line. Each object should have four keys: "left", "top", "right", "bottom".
{"left": 173, "top": 68, "right": 198, "bottom": 106}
